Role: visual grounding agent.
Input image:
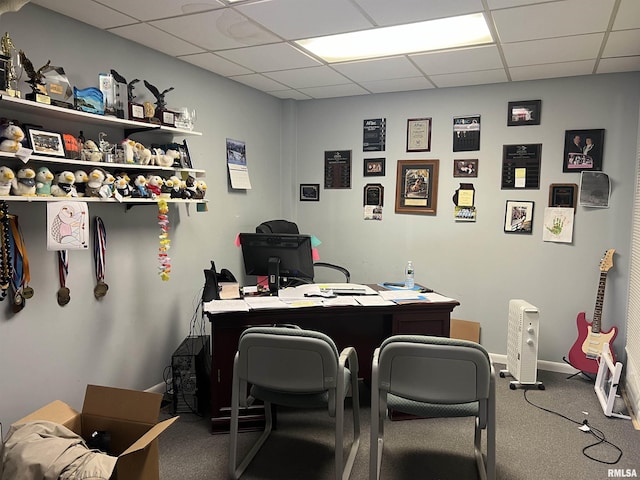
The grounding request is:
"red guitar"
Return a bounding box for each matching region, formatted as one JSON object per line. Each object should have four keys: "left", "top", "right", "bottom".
{"left": 568, "top": 249, "right": 618, "bottom": 374}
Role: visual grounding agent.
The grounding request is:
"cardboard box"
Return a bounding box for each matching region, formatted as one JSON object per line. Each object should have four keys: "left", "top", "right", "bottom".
{"left": 450, "top": 318, "right": 481, "bottom": 343}
{"left": 15, "top": 384, "right": 178, "bottom": 480}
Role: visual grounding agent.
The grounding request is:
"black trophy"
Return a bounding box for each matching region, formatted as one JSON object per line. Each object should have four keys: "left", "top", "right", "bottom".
{"left": 126, "top": 78, "right": 144, "bottom": 121}
{"left": 18, "top": 50, "right": 51, "bottom": 104}
{"left": 144, "top": 80, "right": 176, "bottom": 127}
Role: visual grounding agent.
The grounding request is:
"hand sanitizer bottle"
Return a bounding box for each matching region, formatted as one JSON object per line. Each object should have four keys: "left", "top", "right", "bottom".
{"left": 405, "top": 261, "right": 415, "bottom": 289}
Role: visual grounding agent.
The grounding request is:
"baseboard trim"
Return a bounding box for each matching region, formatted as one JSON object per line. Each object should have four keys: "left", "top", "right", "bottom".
{"left": 489, "top": 353, "right": 580, "bottom": 375}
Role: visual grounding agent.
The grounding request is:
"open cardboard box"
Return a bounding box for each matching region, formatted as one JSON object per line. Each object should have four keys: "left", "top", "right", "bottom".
{"left": 450, "top": 318, "right": 481, "bottom": 343}
{"left": 15, "top": 384, "right": 178, "bottom": 480}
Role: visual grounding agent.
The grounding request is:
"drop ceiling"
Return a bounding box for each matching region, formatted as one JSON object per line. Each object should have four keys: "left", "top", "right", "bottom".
{"left": 30, "top": 0, "right": 640, "bottom": 100}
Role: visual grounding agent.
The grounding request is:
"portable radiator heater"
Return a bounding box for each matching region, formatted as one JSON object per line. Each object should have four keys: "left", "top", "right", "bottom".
{"left": 171, "top": 335, "right": 211, "bottom": 414}
{"left": 499, "top": 299, "right": 544, "bottom": 390}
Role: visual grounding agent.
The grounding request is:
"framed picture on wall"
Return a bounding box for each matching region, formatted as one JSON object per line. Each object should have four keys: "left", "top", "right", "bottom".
{"left": 507, "top": 100, "right": 541, "bottom": 126}
{"left": 364, "top": 158, "right": 385, "bottom": 177}
{"left": 563, "top": 129, "right": 605, "bottom": 172}
{"left": 549, "top": 183, "right": 578, "bottom": 210}
{"left": 453, "top": 159, "right": 478, "bottom": 178}
{"left": 300, "top": 183, "right": 320, "bottom": 201}
{"left": 406, "top": 118, "right": 432, "bottom": 152}
{"left": 504, "top": 200, "right": 534, "bottom": 234}
{"left": 395, "top": 159, "right": 439, "bottom": 215}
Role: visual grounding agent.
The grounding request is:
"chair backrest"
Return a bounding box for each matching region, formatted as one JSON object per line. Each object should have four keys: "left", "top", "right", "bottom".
{"left": 377, "top": 335, "right": 491, "bottom": 404}
{"left": 237, "top": 326, "right": 339, "bottom": 393}
{"left": 256, "top": 219, "right": 300, "bottom": 234}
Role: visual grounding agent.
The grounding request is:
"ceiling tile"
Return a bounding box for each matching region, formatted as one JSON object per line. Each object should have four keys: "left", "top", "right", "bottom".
{"left": 236, "top": 0, "right": 373, "bottom": 40}
{"left": 89, "top": 0, "right": 224, "bottom": 21}
{"left": 150, "top": 9, "right": 280, "bottom": 50}
{"left": 228, "top": 73, "right": 289, "bottom": 92}
{"left": 603, "top": 29, "right": 640, "bottom": 57}
{"left": 492, "top": 0, "right": 615, "bottom": 43}
{"left": 269, "top": 89, "right": 313, "bottom": 101}
{"left": 486, "top": 0, "right": 541, "bottom": 8}
{"left": 298, "top": 84, "right": 370, "bottom": 99}
{"left": 359, "top": 77, "right": 435, "bottom": 94}
{"left": 332, "top": 56, "right": 423, "bottom": 82}
{"left": 430, "top": 69, "right": 508, "bottom": 88}
{"left": 32, "top": 0, "right": 137, "bottom": 29}
{"left": 264, "top": 67, "right": 350, "bottom": 89}
{"left": 410, "top": 45, "right": 504, "bottom": 75}
{"left": 109, "top": 23, "right": 205, "bottom": 56}
{"left": 502, "top": 34, "right": 604, "bottom": 67}
{"left": 613, "top": 0, "right": 640, "bottom": 30}
{"left": 217, "top": 43, "right": 321, "bottom": 72}
{"left": 597, "top": 56, "right": 640, "bottom": 74}
{"left": 509, "top": 60, "right": 596, "bottom": 81}
{"left": 352, "top": 0, "right": 483, "bottom": 27}
{"left": 178, "top": 52, "right": 253, "bottom": 76}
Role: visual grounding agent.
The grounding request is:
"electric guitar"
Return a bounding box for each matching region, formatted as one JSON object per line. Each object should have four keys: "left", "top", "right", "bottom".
{"left": 568, "top": 249, "right": 618, "bottom": 374}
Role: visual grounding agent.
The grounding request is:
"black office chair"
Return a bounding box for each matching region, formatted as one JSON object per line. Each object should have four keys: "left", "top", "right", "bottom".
{"left": 255, "top": 219, "right": 350, "bottom": 282}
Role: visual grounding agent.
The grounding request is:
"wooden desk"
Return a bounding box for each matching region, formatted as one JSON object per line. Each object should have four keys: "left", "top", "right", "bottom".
{"left": 206, "top": 297, "right": 459, "bottom": 432}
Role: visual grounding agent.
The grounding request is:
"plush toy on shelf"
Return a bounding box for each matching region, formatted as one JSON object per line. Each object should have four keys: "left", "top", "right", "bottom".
{"left": 0, "top": 166, "right": 15, "bottom": 196}
{"left": 195, "top": 179, "right": 207, "bottom": 199}
{"left": 0, "top": 123, "right": 25, "bottom": 153}
{"left": 146, "top": 174, "right": 164, "bottom": 197}
{"left": 35, "top": 166, "right": 55, "bottom": 196}
{"left": 160, "top": 176, "right": 174, "bottom": 198}
{"left": 50, "top": 170, "right": 77, "bottom": 197}
{"left": 151, "top": 147, "right": 174, "bottom": 168}
{"left": 74, "top": 169, "right": 89, "bottom": 196}
{"left": 130, "top": 174, "right": 151, "bottom": 198}
{"left": 100, "top": 171, "right": 116, "bottom": 198}
{"left": 11, "top": 167, "right": 37, "bottom": 196}
{"left": 115, "top": 174, "right": 132, "bottom": 198}
{"left": 86, "top": 168, "right": 107, "bottom": 197}
{"left": 121, "top": 139, "right": 136, "bottom": 164}
{"left": 81, "top": 139, "right": 102, "bottom": 162}
{"left": 134, "top": 142, "right": 152, "bottom": 165}
{"left": 167, "top": 175, "right": 183, "bottom": 199}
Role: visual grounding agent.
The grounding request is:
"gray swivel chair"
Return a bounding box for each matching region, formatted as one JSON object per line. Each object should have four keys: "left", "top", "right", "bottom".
{"left": 255, "top": 219, "right": 351, "bottom": 282}
{"left": 370, "top": 335, "right": 496, "bottom": 480}
{"left": 229, "top": 326, "right": 361, "bottom": 480}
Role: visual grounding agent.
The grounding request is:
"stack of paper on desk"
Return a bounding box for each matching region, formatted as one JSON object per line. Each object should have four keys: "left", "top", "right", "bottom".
{"left": 203, "top": 299, "right": 250, "bottom": 313}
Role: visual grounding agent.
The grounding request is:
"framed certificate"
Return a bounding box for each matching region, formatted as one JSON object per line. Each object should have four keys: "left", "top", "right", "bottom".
{"left": 406, "top": 118, "right": 432, "bottom": 152}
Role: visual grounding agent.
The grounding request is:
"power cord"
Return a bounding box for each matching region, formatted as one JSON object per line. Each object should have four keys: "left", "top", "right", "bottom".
{"left": 523, "top": 389, "right": 623, "bottom": 464}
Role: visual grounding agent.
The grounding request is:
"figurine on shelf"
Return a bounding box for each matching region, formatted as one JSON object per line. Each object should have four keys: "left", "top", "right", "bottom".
{"left": 35, "top": 166, "right": 54, "bottom": 196}
{"left": 195, "top": 180, "right": 207, "bottom": 199}
{"left": 134, "top": 142, "right": 152, "bottom": 165}
{"left": 0, "top": 165, "right": 15, "bottom": 196}
{"left": 1, "top": 32, "right": 20, "bottom": 96}
{"left": 143, "top": 80, "right": 174, "bottom": 111}
{"left": 0, "top": 123, "right": 25, "bottom": 153}
{"left": 18, "top": 50, "right": 50, "bottom": 103}
{"left": 11, "top": 167, "right": 36, "bottom": 196}
{"left": 81, "top": 140, "right": 102, "bottom": 162}
{"left": 50, "top": 170, "right": 77, "bottom": 197}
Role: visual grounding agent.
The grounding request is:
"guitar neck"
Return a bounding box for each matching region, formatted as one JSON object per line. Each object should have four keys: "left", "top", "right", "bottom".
{"left": 592, "top": 271, "right": 607, "bottom": 334}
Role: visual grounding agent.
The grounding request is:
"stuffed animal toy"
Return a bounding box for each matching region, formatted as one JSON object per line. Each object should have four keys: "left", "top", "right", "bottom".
{"left": 130, "top": 174, "right": 151, "bottom": 198}
{"left": 134, "top": 142, "right": 152, "bottom": 165}
{"left": 194, "top": 180, "right": 207, "bottom": 199}
{"left": 180, "top": 179, "right": 192, "bottom": 199}
{"left": 81, "top": 139, "right": 102, "bottom": 162}
{"left": 0, "top": 166, "right": 15, "bottom": 195}
{"left": 185, "top": 175, "right": 198, "bottom": 199}
{"left": 160, "top": 177, "right": 174, "bottom": 198}
{"left": 167, "top": 175, "right": 183, "bottom": 198}
{"left": 11, "top": 167, "right": 37, "bottom": 196}
{"left": 151, "top": 148, "right": 174, "bottom": 167}
{"left": 0, "top": 124, "right": 25, "bottom": 153}
{"left": 146, "top": 174, "right": 163, "bottom": 197}
{"left": 74, "top": 169, "right": 89, "bottom": 196}
{"left": 121, "top": 139, "right": 136, "bottom": 164}
{"left": 35, "top": 166, "right": 54, "bottom": 196}
{"left": 86, "top": 168, "right": 106, "bottom": 197}
{"left": 50, "top": 170, "right": 77, "bottom": 197}
{"left": 114, "top": 174, "right": 132, "bottom": 198}
{"left": 165, "top": 149, "right": 181, "bottom": 167}
{"left": 100, "top": 172, "right": 116, "bottom": 198}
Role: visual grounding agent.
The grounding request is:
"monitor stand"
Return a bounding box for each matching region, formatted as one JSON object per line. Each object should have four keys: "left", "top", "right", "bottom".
{"left": 267, "top": 256, "right": 280, "bottom": 293}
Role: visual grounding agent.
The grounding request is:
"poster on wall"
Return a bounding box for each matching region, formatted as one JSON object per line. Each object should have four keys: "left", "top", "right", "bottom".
{"left": 324, "top": 150, "right": 352, "bottom": 189}
{"left": 363, "top": 118, "right": 386, "bottom": 152}
{"left": 543, "top": 207, "right": 574, "bottom": 243}
{"left": 47, "top": 201, "right": 89, "bottom": 250}
{"left": 453, "top": 115, "right": 480, "bottom": 152}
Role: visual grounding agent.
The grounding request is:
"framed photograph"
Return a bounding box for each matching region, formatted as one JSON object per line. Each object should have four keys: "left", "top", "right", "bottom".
{"left": 395, "top": 159, "right": 439, "bottom": 215}
{"left": 324, "top": 150, "right": 351, "bottom": 189}
{"left": 406, "top": 118, "right": 432, "bottom": 152}
{"left": 300, "top": 183, "right": 320, "bottom": 201}
{"left": 453, "top": 159, "right": 478, "bottom": 178}
{"left": 507, "top": 100, "right": 541, "bottom": 126}
{"left": 26, "top": 127, "right": 66, "bottom": 158}
{"left": 549, "top": 183, "right": 578, "bottom": 210}
{"left": 453, "top": 115, "right": 480, "bottom": 152}
{"left": 504, "top": 200, "right": 534, "bottom": 234}
{"left": 178, "top": 139, "right": 192, "bottom": 168}
{"left": 364, "top": 158, "right": 385, "bottom": 177}
{"left": 563, "top": 129, "right": 605, "bottom": 172}
{"left": 364, "top": 183, "right": 384, "bottom": 206}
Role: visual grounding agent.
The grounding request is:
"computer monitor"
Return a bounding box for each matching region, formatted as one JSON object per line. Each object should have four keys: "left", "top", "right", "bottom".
{"left": 239, "top": 233, "right": 314, "bottom": 293}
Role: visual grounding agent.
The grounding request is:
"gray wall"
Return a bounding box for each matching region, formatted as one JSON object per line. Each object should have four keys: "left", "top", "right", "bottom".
{"left": 1, "top": 4, "right": 638, "bottom": 426}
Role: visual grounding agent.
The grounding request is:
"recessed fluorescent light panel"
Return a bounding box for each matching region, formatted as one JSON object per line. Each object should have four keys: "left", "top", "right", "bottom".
{"left": 296, "top": 13, "right": 493, "bottom": 63}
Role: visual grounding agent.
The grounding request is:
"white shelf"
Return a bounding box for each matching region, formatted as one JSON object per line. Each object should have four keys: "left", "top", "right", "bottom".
{"left": 0, "top": 195, "right": 207, "bottom": 204}
{"left": 0, "top": 94, "right": 202, "bottom": 136}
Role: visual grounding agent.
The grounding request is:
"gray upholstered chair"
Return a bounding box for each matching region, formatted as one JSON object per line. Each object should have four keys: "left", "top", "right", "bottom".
{"left": 370, "top": 335, "right": 496, "bottom": 480}
{"left": 229, "top": 326, "right": 360, "bottom": 480}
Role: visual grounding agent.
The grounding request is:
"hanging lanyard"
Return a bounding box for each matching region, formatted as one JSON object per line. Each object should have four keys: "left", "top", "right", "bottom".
{"left": 0, "top": 201, "right": 11, "bottom": 301}
{"left": 10, "top": 215, "right": 30, "bottom": 292}
{"left": 93, "top": 217, "right": 108, "bottom": 298}
{"left": 57, "top": 249, "right": 70, "bottom": 306}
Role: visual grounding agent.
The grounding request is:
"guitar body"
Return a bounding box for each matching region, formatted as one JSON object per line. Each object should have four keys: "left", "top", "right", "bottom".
{"left": 568, "top": 312, "right": 618, "bottom": 374}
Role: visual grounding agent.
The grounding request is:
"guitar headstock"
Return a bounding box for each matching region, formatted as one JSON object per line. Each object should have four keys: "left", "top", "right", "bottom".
{"left": 600, "top": 249, "right": 615, "bottom": 272}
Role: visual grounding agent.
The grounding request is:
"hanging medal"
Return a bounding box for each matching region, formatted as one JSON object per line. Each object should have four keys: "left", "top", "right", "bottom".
{"left": 93, "top": 217, "right": 108, "bottom": 299}
{"left": 10, "top": 215, "right": 33, "bottom": 302}
{"left": 57, "top": 249, "right": 71, "bottom": 306}
{"left": 0, "top": 201, "right": 12, "bottom": 302}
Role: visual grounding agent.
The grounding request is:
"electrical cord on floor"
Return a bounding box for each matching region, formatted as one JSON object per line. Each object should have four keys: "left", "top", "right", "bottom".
{"left": 523, "top": 389, "right": 623, "bottom": 464}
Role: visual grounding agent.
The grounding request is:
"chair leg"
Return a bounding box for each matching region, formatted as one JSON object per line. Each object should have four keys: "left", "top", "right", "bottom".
{"left": 473, "top": 418, "right": 488, "bottom": 480}
{"left": 341, "top": 372, "right": 360, "bottom": 480}
{"left": 229, "top": 400, "right": 273, "bottom": 480}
